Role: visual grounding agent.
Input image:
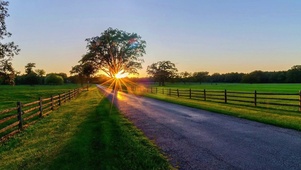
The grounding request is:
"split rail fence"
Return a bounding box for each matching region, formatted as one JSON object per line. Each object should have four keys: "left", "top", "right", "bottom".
{"left": 147, "top": 87, "right": 301, "bottom": 112}
{"left": 0, "top": 88, "right": 84, "bottom": 141}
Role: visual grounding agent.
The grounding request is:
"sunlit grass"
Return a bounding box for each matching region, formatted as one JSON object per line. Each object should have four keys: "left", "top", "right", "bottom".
{"left": 152, "top": 82, "right": 301, "bottom": 93}
{"left": 144, "top": 92, "right": 301, "bottom": 131}
{"left": 0, "top": 87, "right": 172, "bottom": 169}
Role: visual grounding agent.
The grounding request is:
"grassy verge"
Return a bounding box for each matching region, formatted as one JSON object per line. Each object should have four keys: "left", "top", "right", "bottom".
{"left": 144, "top": 93, "right": 301, "bottom": 131}
{"left": 0, "top": 87, "right": 172, "bottom": 169}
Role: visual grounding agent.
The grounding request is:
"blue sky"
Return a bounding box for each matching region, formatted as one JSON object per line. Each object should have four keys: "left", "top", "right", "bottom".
{"left": 6, "top": 0, "right": 301, "bottom": 76}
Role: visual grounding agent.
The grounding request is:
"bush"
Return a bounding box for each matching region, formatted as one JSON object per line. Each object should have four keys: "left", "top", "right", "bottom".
{"left": 45, "top": 74, "right": 64, "bottom": 85}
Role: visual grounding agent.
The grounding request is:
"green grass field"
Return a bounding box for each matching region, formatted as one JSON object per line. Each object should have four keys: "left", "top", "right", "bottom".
{"left": 0, "top": 84, "right": 81, "bottom": 110}
{"left": 151, "top": 82, "right": 301, "bottom": 93}
{"left": 144, "top": 83, "right": 301, "bottom": 131}
{"left": 0, "top": 87, "right": 172, "bottom": 169}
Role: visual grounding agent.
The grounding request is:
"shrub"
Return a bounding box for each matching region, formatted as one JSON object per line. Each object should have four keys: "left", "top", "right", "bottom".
{"left": 45, "top": 74, "right": 64, "bottom": 85}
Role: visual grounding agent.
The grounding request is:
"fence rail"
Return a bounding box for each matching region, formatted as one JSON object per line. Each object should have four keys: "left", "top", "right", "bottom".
{"left": 147, "top": 87, "right": 301, "bottom": 112}
{"left": 0, "top": 88, "right": 84, "bottom": 142}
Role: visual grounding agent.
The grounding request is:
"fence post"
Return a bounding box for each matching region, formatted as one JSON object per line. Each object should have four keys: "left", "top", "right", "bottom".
{"left": 254, "top": 90, "right": 257, "bottom": 106}
{"left": 299, "top": 90, "right": 301, "bottom": 112}
{"left": 151, "top": 87, "right": 153, "bottom": 93}
{"left": 156, "top": 87, "right": 158, "bottom": 94}
{"left": 17, "top": 101, "right": 23, "bottom": 130}
{"left": 51, "top": 95, "right": 54, "bottom": 110}
{"left": 59, "top": 94, "right": 61, "bottom": 106}
{"left": 69, "top": 90, "right": 71, "bottom": 101}
{"left": 39, "top": 97, "right": 43, "bottom": 117}
{"left": 168, "top": 88, "right": 171, "bottom": 96}
{"left": 162, "top": 88, "right": 164, "bottom": 94}
{"left": 204, "top": 89, "right": 206, "bottom": 101}
{"left": 177, "top": 89, "right": 179, "bottom": 97}
{"left": 224, "top": 90, "right": 227, "bottom": 103}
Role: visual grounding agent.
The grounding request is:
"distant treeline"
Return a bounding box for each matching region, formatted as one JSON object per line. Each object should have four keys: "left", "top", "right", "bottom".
{"left": 141, "top": 65, "right": 301, "bottom": 84}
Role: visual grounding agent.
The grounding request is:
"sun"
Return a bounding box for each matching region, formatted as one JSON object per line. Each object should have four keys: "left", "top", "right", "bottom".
{"left": 114, "top": 70, "right": 128, "bottom": 79}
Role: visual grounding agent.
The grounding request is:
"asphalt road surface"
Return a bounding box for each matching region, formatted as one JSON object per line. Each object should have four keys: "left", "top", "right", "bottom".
{"left": 97, "top": 85, "right": 301, "bottom": 170}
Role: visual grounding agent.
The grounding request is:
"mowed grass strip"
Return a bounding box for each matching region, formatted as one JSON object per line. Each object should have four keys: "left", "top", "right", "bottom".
{"left": 144, "top": 92, "right": 301, "bottom": 131}
{"left": 0, "top": 87, "right": 172, "bottom": 170}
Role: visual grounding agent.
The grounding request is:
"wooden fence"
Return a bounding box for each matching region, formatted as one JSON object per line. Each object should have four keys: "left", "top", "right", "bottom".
{"left": 0, "top": 88, "right": 84, "bottom": 141}
{"left": 147, "top": 87, "right": 301, "bottom": 112}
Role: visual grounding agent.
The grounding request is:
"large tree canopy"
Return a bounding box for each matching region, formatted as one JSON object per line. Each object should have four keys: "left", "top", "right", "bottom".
{"left": 0, "top": 1, "right": 20, "bottom": 85}
{"left": 81, "top": 27, "right": 146, "bottom": 78}
{"left": 0, "top": 1, "right": 19, "bottom": 60}
{"left": 147, "top": 61, "right": 178, "bottom": 86}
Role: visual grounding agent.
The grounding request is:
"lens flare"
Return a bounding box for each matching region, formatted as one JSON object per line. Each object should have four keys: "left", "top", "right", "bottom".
{"left": 114, "top": 71, "right": 128, "bottom": 79}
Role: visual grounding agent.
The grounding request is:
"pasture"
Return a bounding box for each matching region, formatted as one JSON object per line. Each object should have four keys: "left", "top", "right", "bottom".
{"left": 0, "top": 84, "right": 81, "bottom": 110}
{"left": 153, "top": 83, "right": 301, "bottom": 92}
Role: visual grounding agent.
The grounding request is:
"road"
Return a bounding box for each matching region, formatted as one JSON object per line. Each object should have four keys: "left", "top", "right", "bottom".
{"left": 97, "top": 85, "right": 301, "bottom": 170}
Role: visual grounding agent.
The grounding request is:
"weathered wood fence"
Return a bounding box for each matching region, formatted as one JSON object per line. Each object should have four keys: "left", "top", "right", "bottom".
{"left": 147, "top": 87, "right": 301, "bottom": 112}
{"left": 0, "top": 88, "right": 84, "bottom": 141}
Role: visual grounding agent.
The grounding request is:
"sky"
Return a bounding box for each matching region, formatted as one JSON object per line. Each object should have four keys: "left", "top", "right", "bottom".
{"left": 5, "top": 0, "right": 301, "bottom": 77}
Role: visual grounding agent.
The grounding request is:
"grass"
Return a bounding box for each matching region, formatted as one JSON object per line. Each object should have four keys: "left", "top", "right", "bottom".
{"left": 152, "top": 82, "right": 301, "bottom": 92}
{"left": 0, "top": 84, "right": 82, "bottom": 110}
{"left": 144, "top": 83, "right": 301, "bottom": 131}
{"left": 0, "top": 87, "right": 172, "bottom": 170}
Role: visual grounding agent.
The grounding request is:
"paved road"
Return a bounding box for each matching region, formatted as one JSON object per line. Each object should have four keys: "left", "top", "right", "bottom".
{"left": 97, "top": 85, "right": 301, "bottom": 170}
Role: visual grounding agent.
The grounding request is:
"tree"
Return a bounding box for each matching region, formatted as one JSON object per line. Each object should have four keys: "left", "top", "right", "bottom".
{"left": 192, "top": 71, "right": 209, "bottom": 84}
{"left": 287, "top": 65, "right": 301, "bottom": 83}
{"left": 70, "top": 62, "right": 97, "bottom": 86}
{"left": 35, "top": 69, "right": 46, "bottom": 84}
{"left": 0, "top": 59, "right": 15, "bottom": 85}
{"left": 147, "top": 61, "right": 178, "bottom": 86}
{"left": 241, "top": 70, "right": 268, "bottom": 83}
{"left": 35, "top": 69, "right": 45, "bottom": 77}
{"left": 45, "top": 74, "right": 64, "bottom": 85}
{"left": 25, "top": 63, "right": 36, "bottom": 74}
{"left": 0, "top": 1, "right": 20, "bottom": 84}
{"left": 25, "top": 72, "right": 39, "bottom": 85}
{"left": 70, "top": 64, "right": 84, "bottom": 86}
{"left": 179, "top": 71, "right": 192, "bottom": 84}
{"left": 81, "top": 27, "right": 146, "bottom": 78}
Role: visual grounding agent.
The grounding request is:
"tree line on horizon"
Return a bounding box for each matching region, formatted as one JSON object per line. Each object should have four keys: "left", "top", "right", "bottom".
{"left": 144, "top": 60, "right": 301, "bottom": 85}
{"left": 144, "top": 61, "right": 301, "bottom": 85}
{"left": 174, "top": 65, "right": 301, "bottom": 84}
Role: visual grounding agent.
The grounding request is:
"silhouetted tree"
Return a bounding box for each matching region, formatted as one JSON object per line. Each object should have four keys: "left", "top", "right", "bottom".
{"left": 193, "top": 71, "right": 209, "bottom": 84}
{"left": 224, "top": 72, "right": 244, "bottom": 83}
{"left": 180, "top": 71, "right": 192, "bottom": 84}
{"left": 70, "top": 62, "right": 97, "bottom": 86}
{"left": 81, "top": 27, "right": 146, "bottom": 78}
{"left": 0, "top": 59, "right": 15, "bottom": 85}
{"left": 0, "top": 1, "right": 20, "bottom": 84}
{"left": 242, "top": 70, "right": 268, "bottom": 83}
{"left": 0, "top": 1, "right": 19, "bottom": 59}
{"left": 35, "top": 69, "right": 46, "bottom": 84}
{"left": 287, "top": 65, "right": 301, "bottom": 83}
{"left": 70, "top": 64, "right": 84, "bottom": 86}
{"left": 25, "top": 63, "right": 36, "bottom": 74}
{"left": 45, "top": 74, "right": 64, "bottom": 85}
{"left": 147, "top": 61, "right": 178, "bottom": 86}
